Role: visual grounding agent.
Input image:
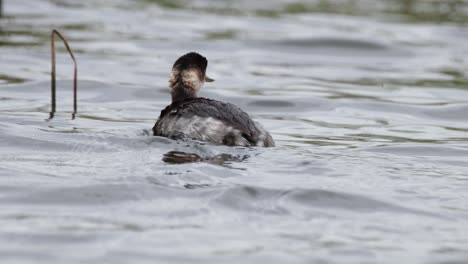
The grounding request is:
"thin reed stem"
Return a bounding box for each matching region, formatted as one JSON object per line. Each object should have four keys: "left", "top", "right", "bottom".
{"left": 49, "top": 29, "right": 78, "bottom": 120}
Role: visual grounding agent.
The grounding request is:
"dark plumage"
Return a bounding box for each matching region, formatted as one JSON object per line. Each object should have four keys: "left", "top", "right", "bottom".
{"left": 172, "top": 52, "right": 208, "bottom": 73}
{"left": 152, "top": 52, "right": 275, "bottom": 147}
{"left": 153, "top": 97, "right": 274, "bottom": 146}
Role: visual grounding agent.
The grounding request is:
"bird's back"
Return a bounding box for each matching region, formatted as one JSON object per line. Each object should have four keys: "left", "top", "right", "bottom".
{"left": 153, "top": 98, "right": 274, "bottom": 147}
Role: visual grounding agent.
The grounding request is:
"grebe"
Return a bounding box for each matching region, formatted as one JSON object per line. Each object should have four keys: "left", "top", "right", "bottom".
{"left": 152, "top": 52, "right": 275, "bottom": 147}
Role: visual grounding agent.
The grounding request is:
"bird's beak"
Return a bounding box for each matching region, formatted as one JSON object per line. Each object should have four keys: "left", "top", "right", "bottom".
{"left": 205, "top": 76, "right": 215, "bottom": 82}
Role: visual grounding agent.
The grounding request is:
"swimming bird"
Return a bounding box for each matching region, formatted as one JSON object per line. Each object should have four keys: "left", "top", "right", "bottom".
{"left": 152, "top": 52, "right": 275, "bottom": 147}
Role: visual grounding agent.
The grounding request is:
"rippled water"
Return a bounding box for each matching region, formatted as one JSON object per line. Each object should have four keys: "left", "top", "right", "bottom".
{"left": 1, "top": 0, "right": 468, "bottom": 263}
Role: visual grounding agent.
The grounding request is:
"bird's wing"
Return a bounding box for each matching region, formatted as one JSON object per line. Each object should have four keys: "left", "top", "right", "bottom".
{"left": 159, "top": 98, "right": 259, "bottom": 143}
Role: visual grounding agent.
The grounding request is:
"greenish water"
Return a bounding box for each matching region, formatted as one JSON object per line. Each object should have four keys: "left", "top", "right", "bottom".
{"left": 0, "top": 0, "right": 467, "bottom": 263}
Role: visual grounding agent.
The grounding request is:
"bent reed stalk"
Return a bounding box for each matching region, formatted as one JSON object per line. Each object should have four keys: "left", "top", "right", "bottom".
{"left": 49, "top": 29, "right": 78, "bottom": 120}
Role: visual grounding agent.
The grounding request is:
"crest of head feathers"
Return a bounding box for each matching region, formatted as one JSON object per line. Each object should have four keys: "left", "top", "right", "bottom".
{"left": 172, "top": 52, "right": 208, "bottom": 74}
{"left": 168, "top": 52, "right": 214, "bottom": 102}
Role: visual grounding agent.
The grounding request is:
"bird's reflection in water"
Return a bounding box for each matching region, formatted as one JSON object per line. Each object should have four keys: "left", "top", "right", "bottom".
{"left": 163, "top": 150, "right": 249, "bottom": 169}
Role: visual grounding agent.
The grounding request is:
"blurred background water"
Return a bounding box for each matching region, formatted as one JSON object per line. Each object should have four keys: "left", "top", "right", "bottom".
{"left": 1, "top": 0, "right": 468, "bottom": 263}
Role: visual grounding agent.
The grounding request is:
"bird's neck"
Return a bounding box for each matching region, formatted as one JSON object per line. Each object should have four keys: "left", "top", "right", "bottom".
{"left": 170, "top": 83, "right": 198, "bottom": 102}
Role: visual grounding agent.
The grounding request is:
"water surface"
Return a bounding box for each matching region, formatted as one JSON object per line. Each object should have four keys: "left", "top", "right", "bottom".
{"left": 1, "top": 0, "right": 468, "bottom": 263}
